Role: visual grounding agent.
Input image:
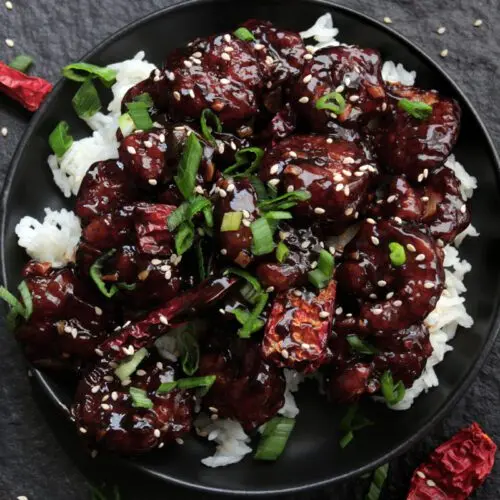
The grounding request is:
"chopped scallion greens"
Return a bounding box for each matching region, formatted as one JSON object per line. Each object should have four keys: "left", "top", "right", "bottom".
{"left": 114, "top": 348, "right": 148, "bottom": 382}
{"left": 224, "top": 268, "right": 262, "bottom": 293}
{"left": 62, "top": 62, "right": 117, "bottom": 87}
{"left": 129, "top": 387, "right": 154, "bottom": 409}
{"left": 339, "top": 430, "right": 354, "bottom": 448}
{"left": 174, "top": 133, "right": 203, "bottom": 200}
{"left": 90, "top": 249, "right": 118, "bottom": 298}
{"left": 223, "top": 147, "right": 264, "bottom": 178}
{"left": 346, "top": 335, "right": 378, "bottom": 355}
{"left": 177, "top": 326, "right": 200, "bottom": 376}
{"left": 237, "top": 292, "right": 268, "bottom": 338}
{"left": 231, "top": 307, "right": 265, "bottom": 335}
{"left": 263, "top": 211, "right": 293, "bottom": 220}
{"left": 157, "top": 375, "right": 217, "bottom": 395}
{"left": 250, "top": 217, "right": 275, "bottom": 256}
{"left": 258, "top": 189, "right": 311, "bottom": 212}
{"left": 167, "top": 196, "right": 212, "bottom": 232}
{"left": 49, "top": 121, "right": 73, "bottom": 158}
{"left": 9, "top": 54, "right": 33, "bottom": 72}
{"left": 388, "top": 241, "right": 406, "bottom": 266}
{"left": 133, "top": 92, "right": 154, "bottom": 107}
{"left": 175, "top": 221, "right": 195, "bottom": 255}
{"left": 0, "top": 281, "right": 32, "bottom": 329}
{"left": 72, "top": 79, "right": 101, "bottom": 119}
{"left": 254, "top": 417, "right": 295, "bottom": 461}
{"left": 126, "top": 100, "right": 153, "bottom": 131}
{"left": 118, "top": 113, "right": 135, "bottom": 137}
{"left": 200, "top": 108, "right": 222, "bottom": 145}
{"left": 397, "top": 98, "right": 433, "bottom": 120}
{"left": 365, "top": 463, "right": 389, "bottom": 500}
{"left": 233, "top": 27, "right": 255, "bottom": 41}
{"left": 221, "top": 211, "right": 243, "bottom": 232}
{"left": 276, "top": 241, "right": 289, "bottom": 263}
{"left": 196, "top": 241, "right": 206, "bottom": 281}
{"left": 18, "top": 281, "right": 33, "bottom": 319}
{"left": 339, "top": 403, "right": 373, "bottom": 448}
{"left": 380, "top": 370, "right": 406, "bottom": 406}
{"left": 315, "top": 91, "right": 346, "bottom": 115}
{"left": 308, "top": 249, "right": 335, "bottom": 289}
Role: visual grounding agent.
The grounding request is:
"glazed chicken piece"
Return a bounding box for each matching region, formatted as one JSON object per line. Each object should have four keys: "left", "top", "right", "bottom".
{"left": 75, "top": 160, "right": 136, "bottom": 221}
{"left": 262, "top": 279, "right": 336, "bottom": 373}
{"left": 369, "top": 166, "right": 471, "bottom": 244}
{"left": 120, "top": 68, "right": 169, "bottom": 113}
{"left": 199, "top": 336, "right": 285, "bottom": 431}
{"left": 335, "top": 219, "right": 445, "bottom": 334}
{"left": 328, "top": 322, "right": 432, "bottom": 402}
{"left": 290, "top": 45, "right": 387, "bottom": 132}
{"left": 375, "top": 84, "right": 461, "bottom": 183}
{"left": 164, "top": 33, "right": 264, "bottom": 130}
{"left": 256, "top": 224, "right": 323, "bottom": 291}
{"left": 15, "top": 264, "right": 113, "bottom": 370}
{"left": 260, "top": 134, "right": 378, "bottom": 233}
{"left": 71, "top": 355, "right": 194, "bottom": 454}
{"left": 134, "top": 203, "right": 176, "bottom": 255}
{"left": 214, "top": 177, "right": 259, "bottom": 267}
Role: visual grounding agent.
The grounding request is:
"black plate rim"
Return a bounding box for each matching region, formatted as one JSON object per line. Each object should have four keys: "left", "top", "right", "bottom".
{"left": 2, "top": 0, "right": 500, "bottom": 495}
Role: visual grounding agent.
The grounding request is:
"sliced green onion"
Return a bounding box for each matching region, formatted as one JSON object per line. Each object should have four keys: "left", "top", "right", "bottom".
{"left": 200, "top": 108, "right": 222, "bottom": 145}
{"left": 221, "top": 211, "right": 243, "bottom": 232}
{"left": 118, "top": 113, "right": 135, "bottom": 137}
{"left": 114, "top": 347, "right": 148, "bottom": 382}
{"left": 339, "top": 430, "right": 354, "bottom": 448}
{"left": 231, "top": 307, "right": 265, "bottom": 334}
{"left": 157, "top": 375, "right": 217, "bottom": 395}
{"left": 203, "top": 206, "right": 214, "bottom": 228}
{"left": 239, "top": 281, "right": 261, "bottom": 305}
{"left": 238, "top": 292, "right": 268, "bottom": 338}
{"left": 9, "top": 54, "right": 33, "bottom": 72}
{"left": 340, "top": 403, "right": 373, "bottom": 433}
{"left": 223, "top": 147, "right": 264, "bottom": 177}
{"left": 0, "top": 286, "right": 24, "bottom": 314}
{"left": 254, "top": 417, "right": 295, "bottom": 461}
{"left": 90, "top": 249, "right": 118, "bottom": 298}
{"left": 224, "top": 267, "right": 262, "bottom": 293}
{"left": 249, "top": 176, "right": 270, "bottom": 201}
{"left": 178, "top": 327, "right": 200, "bottom": 376}
{"left": 365, "top": 463, "right": 389, "bottom": 500}
{"left": 168, "top": 196, "right": 212, "bottom": 232}
{"left": 175, "top": 221, "right": 195, "bottom": 255}
{"left": 174, "top": 133, "right": 203, "bottom": 200}
{"left": 398, "top": 98, "right": 433, "bottom": 120}
{"left": 308, "top": 249, "right": 335, "bottom": 289}
{"left": 263, "top": 211, "right": 293, "bottom": 220}
{"left": 17, "top": 281, "right": 33, "bottom": 319}
{"left": 250, "top": 218, "right": 275, "bottom": 256}
{"left": 72, "top": 79, "right": 101, "bottom": 119}
{"left": 49, "top": 121, "right": 73, "bottom": 158}
{"left": 116, "top": 282, "right": 137, "bottom": 291}
{"left": 308, "top": 269, "right": 329, "bottom": 289}
{"left": 276, "top": 241, "right": 289, "bottom": 263}
{"left": 346, "top": 335, "right": 378, "bottom": 355}
{"left": 129, "top": 387, "right": 154, "bottom": 409}
{"left": 316, "top": 91, "right": 346, "bottom": 115}
{"left": 258, "top": 189, "right": 311, "bottom": 212}
{"left": 133, "top": 92, "right": 154, "bottom": 107}
{"left": 380, "top": 370, "right": 406, "bottom": 406}
{"left": 233, "top": 27, "right": 255, "bottom": 41}
{"left": 126, "top": 101, "right": 153, "bottom": 131}
{"left": 388, "top": 241, "right": 406, "bottom": 267}
{"left": 196, "top": 241, "right": 207, "bottom": 281}
{"left": 62, "top": 62, "right": 117, "bottom": 87}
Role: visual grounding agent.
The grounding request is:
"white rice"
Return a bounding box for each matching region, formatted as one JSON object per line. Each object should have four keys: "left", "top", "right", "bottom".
{"left": 194, "top": 413, "right": 253, "bottom": 468}
{"left": 15, "top": 208, "right": 81, "bottom": 267}
{"left": 12, "top": 14, "right": 480, "bottom": 466}
{"left": 48, "top": 51, "right": 157, "bottom": 198}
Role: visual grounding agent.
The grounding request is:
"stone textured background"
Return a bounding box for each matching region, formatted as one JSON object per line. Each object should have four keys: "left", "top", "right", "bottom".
{"left": 0, "top": 0, "right": 499, "bottom": 498}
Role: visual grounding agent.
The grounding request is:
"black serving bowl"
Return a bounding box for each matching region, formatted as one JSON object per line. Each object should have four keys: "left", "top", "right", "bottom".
{"left": 2, "top": 0, "right": 500, "bottom": 495}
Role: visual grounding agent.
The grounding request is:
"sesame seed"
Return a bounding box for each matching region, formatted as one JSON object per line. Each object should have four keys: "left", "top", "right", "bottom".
{"left": 335, "top": 307, "right": 343, "bottom": 315}
{"left": 329, "top": 246, "right": 336, "bottom": 254}
{"left": 335, "top": 85, "right": 345, "bottom": 93}
{"left": 224, "top": 34, "right": 231, "bottom": 42}
{"left": 437, "top": 238, "right": 444, "bottom": 247}
{"left": 342, "top": 169, "right": 352, "bottom": 177}
{"left": 394, "top": 300, "right": 403, "bottom": 307}
{"left": 423, "top": 168, "right": 429, "bottom": 178}
{"left": 394, "top": 216, "right": 403, "bottom": 224}
{"left": 387, "top": 195, "right": 396, "bottom": 203}
{"left": 188, "top": 89, "right": 195, "bottom": 99}
{"left": 417, "top": 173, "right": 424, "bottom": 182}
{"left": 333, "top": 174, "right": 343, "bottom": 182}
{"left": 102, "top": 394, "right": 110, "bottom": 402}
{"left": 336, "top": 184, "right": 344, "bottom": 192}
{"left": 440, "top": 49, "right": 449, "bottom": 58}
{"left": 416, "top": 253, "right": 426, "bottom": 261}
{"left": 326, "top": 137, "right": 333, "bottom": 144}
{"left": 226, "top": 183, "right": 235, "bottom": 192}
{"left": 288, "top": 151, "right": 298, "bottom": 158}
{"left": 176, "top": 438, "right": 185, "bottom": 445}
{"left": 148, "top": 179, "right": 158, "bottom": 186}
{"left": 426, "top": 479, "right": 436, "bottom": 487}
{"left": 473, "top": 19, "right": 483, "bottom": 27}
{"left": 303, "top": 74, "right": 312, "bottom": 83}
{"left": 287, "top": 185, "right": 295, "bottom": 192}
{"left": 367, "top": 218, "right": 376, "bottom": 225}
{"left": 386, "top": 292, "right": 394, "bottom": 299}
{"left": 265, "top": 55, "right": 275, "bottom": 65}
{"left": 383, "top": 17, "right": 392, "bottom": 24}
{"left": 5, "top": 1, "right": 13, "bottom": 9}
{"left": 159, "top": 315, "right": 169, "bottom": 325}
{"left": 354, "top": 171, "right": 364, "bottom": 177}
{"left": 192, "top": 51, "right": 202, "bottom": 58}
{"left": 111, "top": 391, "right": 118, "bottom": 401}
{"left": 183, "top": 60, "right": 193, "bottom": 68}
{"left": 269, "top": 164, "right": 279, "bottom": 175}
{"left": 301, "top": 240, "right": 311, "bottom": 249}
{"left": 154, "top": 429, "right": 161, "bottom": 438}
{"left": 311, "top": 261, "right": 318, "bottom": 269}
{"left": 437, "top": 26, "right": 446, "bottom": 34}
{"left": 416, "top": 471, "right": 426, "bottom": 479}
{"left": 254, "top": 43, "right": 265, "bottom": 50}
{"left": 103, "top": 375, "right": 114, "bottom": 382}
{"left": 266, "top": 286, "right": 275, "bottom": 293}
{"left": 91, "top": 450, "right": 98, "bottom": 459}
{"left": 371, "top": 236, "right": 380, "bottom": 246}
{"left": 301, "top": 343, "right": 310, "bottom": 349}
{"left": 281, "top": 349, "right": 289, "bottom": 358}
{"left": 143, "top": 140, "right": 153, "bottom": 148}
{"left": 369, "top": 293, "right": 377, "bottom": 300}
{"left": 406, "top": 243, "right": 417, "bottom": 252}
{"left": 166, "top": 71, "right": 175, "bottom": 81}
{"left": 422, "top": 196, "right": 430, "bottom": 202}
{"left": 424, "top": 281, "right": 435, "bottom": 289}
{"left": 224, "top": 46, "right": 234, "bottom": 53}
{"left": 220, "top": 248, "right": 227, "bottom": 255}
{"left": 299, "top": 96, "right": 310, "bottom": 104}
{"left": 314, "top": 207, "right": 326, "bottom": 214}
{"left": 127, "top": 146, "right": 137, "bottom": 155}
{"left": 344, "top": 76, "right": 351, "bottom": 86}
{"left": 268, "top": 178, "right": 280, "bottom": 187}
{"left": 460, "top": 204, "right": 467, "bottom": 213}
{"left": 372, "top": 308, "right": 383, "bottom": 315}
{"left": 344, "top": 186, "right": 350, "bottom": 196}
{"left": 158, "top": 442, "right": 165, "bottom": 448}
{"left": 221, "top": 52, "right": 231, "bottom": 61}
{"left": 121, "top": 378, "right": 131, "bottom": 386}
{"left": 79, "top": 427, "right": 87, "bottom": 434}
{"left": 279, "top": 231, "right": 289, "bottom": 240}
{"left": 304, "top": 53, "right": 313, "bottom": 60}
{"left": 230, "top": 141, "right": 237, "bottom": 150}
{"left": 1, "top": 127, "right": 7, "bottom": 137}
{"left": 5, "top": 38, "right": 14, "bottom": 47}
{"left": 91, "top": 385, "right": 100, "bottom": 394}
{"left": 345, "top": 207, "right": 354, "bottom": 216}
{"left": 319, "top": 311, "right": 329, "bottom": 319}
{"left": 377, "top": 280, "right": 387, "bottom": 287}
{"left": 342, "top": 156, "right": 355, "bottom": 164}
{"left": 349, "top": 95, "right": 360, "bottom": 102}
{"left": 218, "top": 188, "right": 227, "bottom": 198}
{"left": 95, "top": 348, "right": 104, "bottom": 357}
{"left": 101, "top": 403, "right": 110, "bottom": 410}
{"left": 293, "top": 289, "right": 303, "bottom": 297}
{"left": 173, "top": 91, "right": 181, "bottom": 101}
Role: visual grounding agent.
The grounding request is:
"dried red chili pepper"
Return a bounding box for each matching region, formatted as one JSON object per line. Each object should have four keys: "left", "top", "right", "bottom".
{"left": 0, "top": 61, "right": 52, "bottom": 111}
{"left": 407, "top": 422, "right": 496, "bottom": 500}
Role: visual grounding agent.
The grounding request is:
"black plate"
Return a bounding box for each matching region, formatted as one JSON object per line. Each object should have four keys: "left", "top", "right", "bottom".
{"left": 2, "top": 0, "right": 500, "bottom": 495}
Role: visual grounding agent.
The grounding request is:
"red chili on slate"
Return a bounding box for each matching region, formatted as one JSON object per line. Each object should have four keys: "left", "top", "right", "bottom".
{"left": 407, "top": 422, "right": 497, "bottom": 500}
{"left": 0, "top": 61, "right": 52, "bottom": 111}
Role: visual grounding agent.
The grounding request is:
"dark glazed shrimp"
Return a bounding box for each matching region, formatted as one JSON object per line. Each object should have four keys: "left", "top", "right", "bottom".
{"left": 260, "top": 134, "right": 378, "bottom": 233}
{"left": 335, "top": 219, "right": 445, "bottom": 334}
{"left": 71, "top": 356, "right": 193, "bottom": 454}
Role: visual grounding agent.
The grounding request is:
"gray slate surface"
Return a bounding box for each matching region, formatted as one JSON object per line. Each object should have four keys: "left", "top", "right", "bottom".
{"left": 0, "top": 0, "right": 499, "bottom": 498}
